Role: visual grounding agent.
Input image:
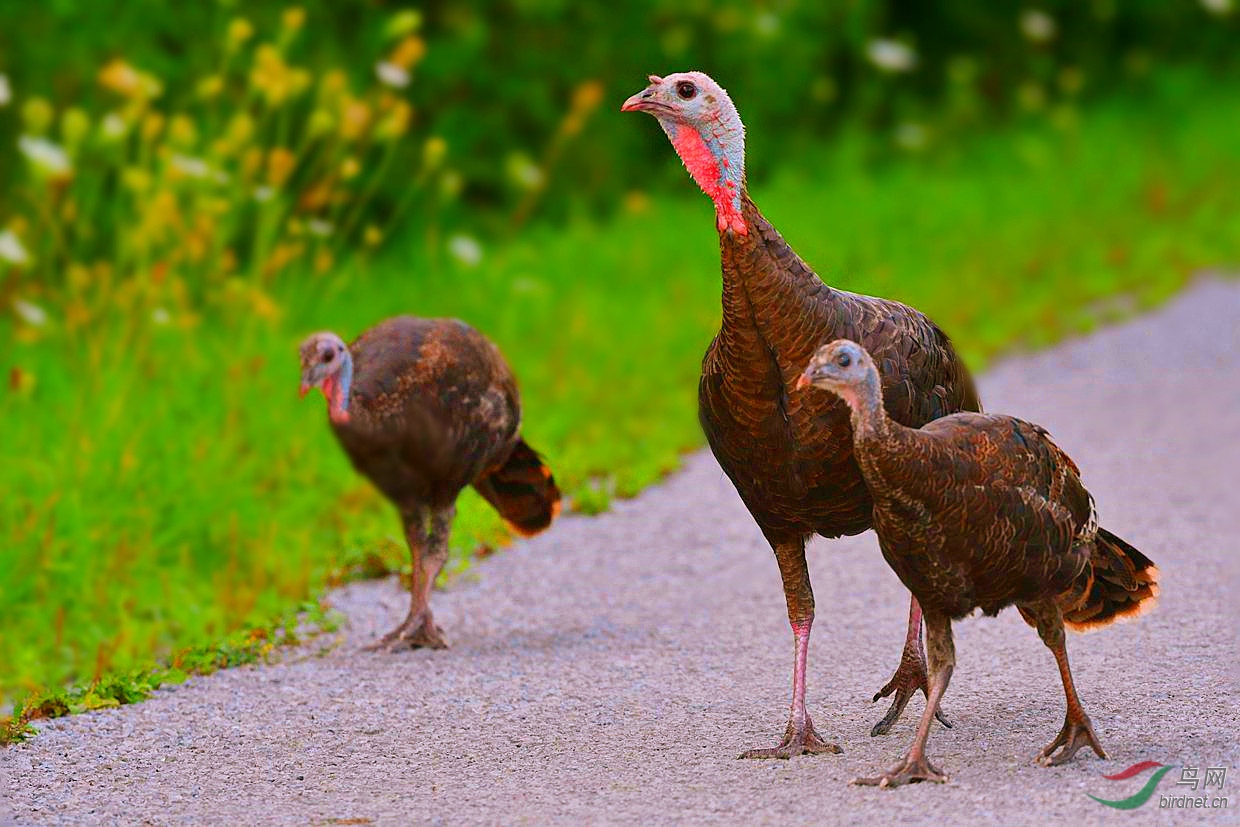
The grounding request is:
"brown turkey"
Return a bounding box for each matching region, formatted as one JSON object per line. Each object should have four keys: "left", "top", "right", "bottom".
{"left": 623, "top": 71, "right": 980, "bottom": 757}
{"left": 299, "top": 317, "right": 561, "bottom": 651}
{"left": 798, "top": 340, "right": 1159, "bottom": 786}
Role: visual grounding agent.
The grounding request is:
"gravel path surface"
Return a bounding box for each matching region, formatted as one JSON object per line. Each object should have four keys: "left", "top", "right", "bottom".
{"left": 4, "top": 280, "right": 1240, "bottom": 826}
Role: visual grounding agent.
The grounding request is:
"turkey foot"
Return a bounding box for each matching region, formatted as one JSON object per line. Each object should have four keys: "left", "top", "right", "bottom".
{"left": 364, "top": 609, "right": 447, "bottom": 652}
{"left": 739, "top": 716, "right": 842, "bottom": 760}
{"left": 852, "top": 752, "right": 947, "bottom": 788}
{"left": 871, "top": 599, "right": 952, "bottom": 736}
{"left": 1036, "top": 713, "right": 1106, "bottom": 766}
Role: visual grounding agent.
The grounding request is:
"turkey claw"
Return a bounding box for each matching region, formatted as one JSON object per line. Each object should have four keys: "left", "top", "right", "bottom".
{"left": 871, "top": 655, "right": 952, "bottom": 736}
{"left": 364, "top": 611, "right": 448, "bottom": 652}
{"left": 853, "top": 754, "right": 948, "bottom": 788}
{"left": 1036, "top": 714, "right": 1106, "bottom": 766}
{"left": 739, "top": 717, "right": 842, "bottom": 759}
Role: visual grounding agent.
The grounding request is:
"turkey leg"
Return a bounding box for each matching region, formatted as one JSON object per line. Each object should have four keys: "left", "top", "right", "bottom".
{"left": 740, "top": 539, "right": 842, "bottom": 759}
{"left": 854, "top": 611, "right": 954, "bottom": 787}
{"left": 1029, "top": 601, "right": 1106, "bottom": 766}
{"left": 871, "top": 595, "right": 953, "bottom": 736}
{"left": 365, "top": 504, "right": 450, "bottom": 651}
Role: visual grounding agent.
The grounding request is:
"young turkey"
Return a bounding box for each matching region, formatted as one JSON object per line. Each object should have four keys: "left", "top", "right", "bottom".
{"left": 798, "top": 340, "right": 1159, "bottom": 786}
{"left": 299, "top": 317, "right": 561, "bottom": 651}
{"left": 623, "top": 71, "right": 980, "bottom": 756}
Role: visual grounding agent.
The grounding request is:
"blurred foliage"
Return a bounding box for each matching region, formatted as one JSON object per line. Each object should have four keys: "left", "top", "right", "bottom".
{"left": 1, "top": 0, "right": 1237, "bottom": 229}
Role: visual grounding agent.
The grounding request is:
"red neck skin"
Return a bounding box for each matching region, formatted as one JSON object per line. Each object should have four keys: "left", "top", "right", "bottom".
{"left": 321, "top": 375, "right": 351, "bottom": 424}
{"left": 669, "top": 127, "right": 747, "bottom": 236}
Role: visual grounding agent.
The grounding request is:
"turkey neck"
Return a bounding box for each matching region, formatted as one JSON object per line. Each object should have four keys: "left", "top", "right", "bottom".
{"left": 717, "top": 195, "right": 839, "bottom": 374}
{"left": 847, "top": 391, "right": 914, "bottom": 500}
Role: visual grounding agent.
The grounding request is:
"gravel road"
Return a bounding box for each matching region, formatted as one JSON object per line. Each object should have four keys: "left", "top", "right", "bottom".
{"left": 3, "top": 280, "right": 1239, "bottom": 826}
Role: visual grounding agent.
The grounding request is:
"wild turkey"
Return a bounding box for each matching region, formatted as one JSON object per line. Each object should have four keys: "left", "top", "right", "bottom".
{"left": 623, "top": 71, "right": 981, "bottom": 756}
{"left": 299, "top": 317, "right": 561, "bottom": 650}
{"left": 798, "top": 340, "right": 1159, "bottom": 786}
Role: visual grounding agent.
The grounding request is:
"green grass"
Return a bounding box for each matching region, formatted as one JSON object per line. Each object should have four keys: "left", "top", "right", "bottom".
{"left": 3, "top": 79, "right": 1238, "bottom": 713}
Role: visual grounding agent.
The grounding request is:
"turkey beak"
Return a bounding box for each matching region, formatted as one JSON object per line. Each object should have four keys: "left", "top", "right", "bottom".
{"left": 794, "top": 372, "right": 813, "bottom": 391}
{"left": 621, "top": 87, "right": 658, "bottom": 113}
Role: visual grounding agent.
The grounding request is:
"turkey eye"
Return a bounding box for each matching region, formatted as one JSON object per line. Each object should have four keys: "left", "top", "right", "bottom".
{"left": 837, "top": 353, "right": 852, "bottom": 368}
{"left": 676, "top": 81, "right": 697, "bottom": 100}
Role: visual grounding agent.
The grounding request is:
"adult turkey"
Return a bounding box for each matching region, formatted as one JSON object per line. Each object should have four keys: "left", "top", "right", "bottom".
{"left": 798, "top": 340, "right": 1159, "bottom": 786}
{"left": 299, "top": 317, "right": 561, "bottom": 650}
{"left": 623, "top": 71, "right": 981, "bottom": 757}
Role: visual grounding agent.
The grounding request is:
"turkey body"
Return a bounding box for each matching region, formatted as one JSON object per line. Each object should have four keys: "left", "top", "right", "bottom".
{"left": 700, "top": 200, "right": 981, "bottom": 542}
{"left": 324, "top": 316, "right": 560, "bottom": 650}
{"left": 333, "top": 317, "right": 523, "bottom": 513}
{"left": 857, "top": 412, "right": 1154, "bottom": 627}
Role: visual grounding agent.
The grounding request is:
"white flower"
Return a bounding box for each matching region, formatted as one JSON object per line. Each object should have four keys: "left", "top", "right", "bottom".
{"left": 0, "top": 230, "right": 30, "bottom": 266}
{"left": 754, "top": 12, "right": 780, "bottom": 37}
{"left": 0, "top": 74, "right": 11, "bottom": 107}
{"left": 506, "top": 154, "right": 544, "bottom": 190}
{"left": 448, "top": 234, "right": 482, "bottom": 267}
{"left": 170, "top": 154, "right": 211, "bottom": 178}
{"left": 1200, "top": 0, "right": 1233, "bottom": 15}
{"left": 307, "top": 219, "right": 334, "bottom": 237}
{"left": 101, "top": 112, "right": 128, "bottom": 141}
{"left": 866, "top": 39, "right": 917, "bottom": 73}
{"left": 894, "top": 122, "right": 928, "bottom": 151}
{"left": 13, "top": 298, "right": 48, "bottom": 327}
{"left": 253, "top": 186, "right": 275, "bottom": 202}
{"left": 151, "top": 307, "right": 172, "bottom": 325}
{"left": 18, "top": 135, "right": 72, "bottom": 177}
{"left": 1020, "top": 9, "right": 1057, "bottom": 42}
{"left": 375, "top": 61, "right": 410, "bottom": 89}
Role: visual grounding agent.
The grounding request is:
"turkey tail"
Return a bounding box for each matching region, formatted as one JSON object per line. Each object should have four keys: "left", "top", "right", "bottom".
{"left": 473, "top": 439, "right": 562, "bottom": 537}
{"left": 1063, "top": 528, "right": 1160, "bottom": 632}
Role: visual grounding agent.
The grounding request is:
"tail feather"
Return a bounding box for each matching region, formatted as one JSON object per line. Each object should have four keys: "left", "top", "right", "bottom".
{"left": 1063, "top": 528, "right": 1159, "bottom": 632}
{"left": 473, "top": 438, "right": 561, "bottom": 537}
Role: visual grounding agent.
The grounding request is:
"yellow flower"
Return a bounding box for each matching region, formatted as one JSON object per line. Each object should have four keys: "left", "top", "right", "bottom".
{"left": 251, "top": 44, "right": 290, "bottom": 105}
{"left": 288, "top": 68, "right": 312, "bottom": 98}
{"left": 21, "top": 97, "right": 54, "bottom": 135}
{"left": 122, "top": 167, "right": 152, "bottom": 192}
{"left": 98, "top": 59, "right": 161, "bottom": 100}
{"left": 339, "top": 156, "right": 361, "bottom": 180}
{"left": 61, "top": 108, "right": 91, "bottom": 151}
{"left": 572, "top": 80, "right": 604, "bottom": 113}
{"left": 141, "top": 112, "right": 165, "bottom": 142}
{"left": 282, "top": 7, "right": 306, "bottom": 31}
{"left": 99, "top": 59, "right": 142, "bottom": 96}
{"left": 319, "top": 70, "right": 348, "bottom": 101}
{"left": 307, "top": 109, "right": 335, "bottom": 138}
{"left": 422, "top": 136, "right": 447, "bottom": 169}
{"left": 168, "top": 115, "right": 197, "bottom": 148}
{"left": 225, "top": 112, "right": 255, "bottom": 148}
{"left": 374, "top": 99, "right": 412, "bottom": 141}
{"left": 242, "top": 147, "right": 264, "bottom": 180}
{"left": 364, "top": 225, "right": 383, "bottom": 246}
{"left": 339, "top": 98, "right": 371, "bottom": 141}
{"left": 389, "top": 36, "right": 426, "bottom": 70}
{"left": 197, "top": 75, "right": 224, "bottom": 100}
{"left": 314, "top": 248, "right": 333, "bottom": 274}
{"left": 227, "top": 18, "right": 254, "bottom": 49}
{"left": 384, "top": 10, "right": 422, "bottom": 40}
{"left": 266, "top": 147, "right": 297, "bottom": 187}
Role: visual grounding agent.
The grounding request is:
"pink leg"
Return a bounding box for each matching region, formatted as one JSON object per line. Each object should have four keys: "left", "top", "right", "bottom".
{"left": 739, "top": 617, "right": 842, "bottom": 759}
{"left": 871, "top": 596, "right": 952, "bottom": 736}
